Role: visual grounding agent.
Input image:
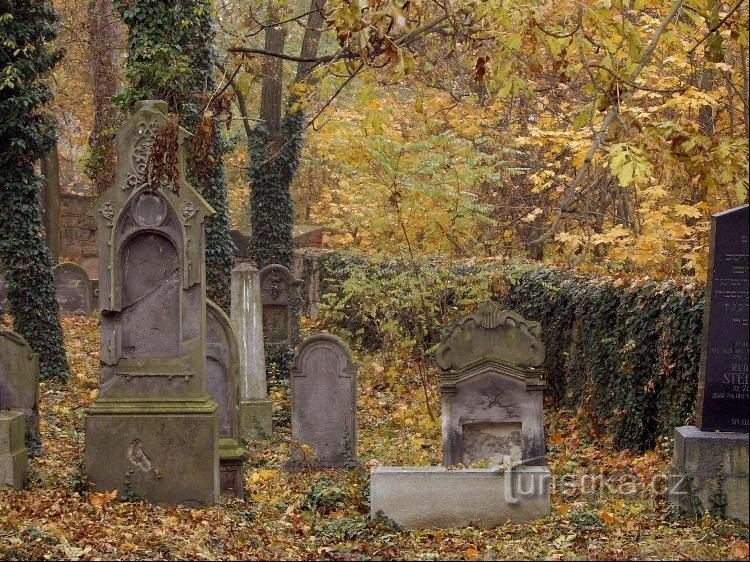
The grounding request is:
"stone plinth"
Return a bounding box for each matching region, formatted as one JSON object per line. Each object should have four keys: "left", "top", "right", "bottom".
{"left": 0, "top": 330, "right": 40, "bottom": 453}
{"left": 370, "top": 466, "right": 550, "bottom": 529}
{"left": 0, "top": 410, "right": 27, "bottom": 489}
{"left": 231, "top": 263, "right": 273, "bottom": 442}
{"left": 669, "top": 425, "right": 749, "bottom": 524}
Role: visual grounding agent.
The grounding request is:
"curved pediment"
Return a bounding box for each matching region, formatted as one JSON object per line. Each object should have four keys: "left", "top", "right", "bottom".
{"left": 435, "top": 303, "right": 545, "bottom": 371}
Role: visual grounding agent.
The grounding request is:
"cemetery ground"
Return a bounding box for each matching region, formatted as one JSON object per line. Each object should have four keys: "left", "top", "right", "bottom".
{"left": 0, "top": 315, "right": 747, "bottom": 561}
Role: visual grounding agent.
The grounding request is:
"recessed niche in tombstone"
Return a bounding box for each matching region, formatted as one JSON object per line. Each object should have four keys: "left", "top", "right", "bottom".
{"left": 132, "top": 192, "right": 168, "bottom": 228}
{"left": 462, "top": 422, "right": 523, "bottom": 465}
{"left": 263, "top": 305, "right": 288, "bottom": 343}
{"left": 120, "top": 232, "right": 179, "bottom": 358}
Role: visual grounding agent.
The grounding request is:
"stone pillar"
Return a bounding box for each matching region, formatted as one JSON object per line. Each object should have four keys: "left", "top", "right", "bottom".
{"left": 231, "top": 263, "right": 272, "bottom": 441}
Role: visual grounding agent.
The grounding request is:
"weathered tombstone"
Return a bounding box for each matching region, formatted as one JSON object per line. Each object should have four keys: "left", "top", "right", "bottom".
{"left": 0, "top": 330, "right": 40, "bottom": 488}
{"left": 370, "top": 303, "right": 551, "bottom": 529}
{"left": 206, "top": 299, "right": 246, "bottom": 496}
{"left": 259, "top": 264, "right": 302, "bottom": 376}
{"left": 77, "top": 252, "right": 100, "bottom": 302}
{"left": 231, "top": 263, "right": 273, "bottom": 442}
{"left": 290, "top": 333, "right": 357, "bottom": 468}
{"left": 53, "top": 262, "right": 93, "bottom": 315}
{"left": 436, "top": 304, "right": 547, "bottom": 467}
{"left": 85, "top": 100, "right": 220, "bottom": 506}
{"left": 670, "top": 204, "right": 749, "bottom": 523}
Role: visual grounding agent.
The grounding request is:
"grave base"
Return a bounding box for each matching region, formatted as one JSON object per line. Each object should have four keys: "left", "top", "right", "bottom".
{"left": 0, "top": 411, "right": 27, "bottom": 489}
{"left": 370, "top": 465, "right": 550, "bottom": 529}
{"left": 85, "top": 399, "right": 219, "bottom": 506}
{"left": 668, "top": 425, "right": 748, "bottom": 524}
{"left": 239, "top": 399, "right": 273, "bottom": 442}
{"left": 219, "top": 437, "right": 246, "bottom": 497}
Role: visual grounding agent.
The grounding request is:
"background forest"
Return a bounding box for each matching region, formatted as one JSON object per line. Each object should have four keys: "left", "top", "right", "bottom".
{"left": 51, "top": 0, "right": 749, "bottom": 278}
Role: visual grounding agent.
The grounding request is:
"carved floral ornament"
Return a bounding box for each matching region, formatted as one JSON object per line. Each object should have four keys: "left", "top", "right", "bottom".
{"left": 99, "top": 201, "right": 116, "bottom": 226}
{"left": 181, "top": 202, "right": 197, "bottom": 226}
{"left": 124, "top": 120, "right": 159, "bottom": 192}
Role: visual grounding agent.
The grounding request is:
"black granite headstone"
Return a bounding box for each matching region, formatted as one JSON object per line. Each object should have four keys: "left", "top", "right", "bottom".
{"left": 697, "top": 204, "right": 749, "bottom": 433}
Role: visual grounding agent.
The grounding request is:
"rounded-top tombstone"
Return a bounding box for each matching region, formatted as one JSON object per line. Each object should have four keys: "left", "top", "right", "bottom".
{"left": 290, "top": 333, "right": 358, "bottom": 468}
{"left": 52, "top": 262, "right": 92, "bottom": 315}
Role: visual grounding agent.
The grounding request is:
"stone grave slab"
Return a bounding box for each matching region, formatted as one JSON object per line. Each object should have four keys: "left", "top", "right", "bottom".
{"left": 290, "top": 333, "right": 357, "bottom": 468}
{"left": 53, "top": 262, "right": 93, "bottom": 315}
{"left": 206, "top": 299, "right": 246, "bottom": 496}
{"left": 0, "top": 330, "right": 40, "bottom": 452}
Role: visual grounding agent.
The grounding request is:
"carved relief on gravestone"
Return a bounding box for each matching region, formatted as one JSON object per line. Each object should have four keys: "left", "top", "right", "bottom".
{"left": 697, "top": 204, "right": 749, "bottom": 433}
{"left": 290, "top": 333, "right": 358, "bottom": 468}
{"left": 259, "top": 264, "right": 302, "bottom": 348}
{"left": 206, "top": 299, "right": 246, "bottom": 496}
{"left": 86, "top": 100, "right": 219, "bottom": 506}
{"left": 0, "top": 330, "right": 40, "bottom": 451}
{"left": 53, "top": 263, "right": 92, "bottom": 315}
{"left": 437, "top": 303, "right": 547, "bottom": 467}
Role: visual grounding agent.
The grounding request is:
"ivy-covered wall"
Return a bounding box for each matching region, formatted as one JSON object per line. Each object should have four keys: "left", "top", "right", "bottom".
{"left": 299, "top": 250, "right": 704, "bottom": 452}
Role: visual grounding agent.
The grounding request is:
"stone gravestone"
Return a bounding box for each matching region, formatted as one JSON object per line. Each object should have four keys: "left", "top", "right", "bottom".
{"left": 0, "top": 330, "right": 40, "bottom": 488}
{"left": 370, "top": 303, "right": 550, "bottom": 529}
{"left": 290, "top": 333, "right": 357, "bottom": 468}
{"left": 436, "top": 304, "right": 547, "bottom": 467}
{"left": 53, "top": 262, "right": 93, "bottom": 315}
{"left": 231, "top": 263, "right": 273, "bottom": 442}
{"left": 85, "top": 100, "right": 220, "bottom": 506}
{"left": 206, "top": 299, "right": 246, "bottom": 496}
{"left": 670, "top": 204, "right": 749, "bottom": 523}
{"left": 77, "top": 253, "right": 100, "bottom": 302}
{"left": 259, "top": 264, "right": 302, "bottom": 376}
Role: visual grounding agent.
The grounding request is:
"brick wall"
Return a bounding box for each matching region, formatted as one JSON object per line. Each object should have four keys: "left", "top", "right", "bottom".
{"left": 59, "top": 194, "right": 97, "bottom": 260}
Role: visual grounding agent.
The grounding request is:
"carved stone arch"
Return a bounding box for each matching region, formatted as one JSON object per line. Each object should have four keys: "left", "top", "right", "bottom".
{"left": 205, "top": 299, "right": 241, "bottom": 439}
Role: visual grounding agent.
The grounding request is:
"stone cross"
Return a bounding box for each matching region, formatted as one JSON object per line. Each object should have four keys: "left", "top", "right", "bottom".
{"left": 53, "top": 262, "right": 93, "bottom": 315}
{"left": 85, "top": 100, "right": 220, "bottom": 506}
{"left": 206, "top": 299, "right": 246, "bottom": 496}
{"left": 290, "top": 333, "right": 357, "bottom": 468}
{"left": 436, "top": 303, "right": 547, "bottom": 467}
{"left": 231, "top": 263, "right": 272, "bottom": 441}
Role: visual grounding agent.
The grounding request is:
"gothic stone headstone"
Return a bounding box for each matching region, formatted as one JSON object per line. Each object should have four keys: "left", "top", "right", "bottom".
{"left": 0, "top": 331, "right": 40, "bottom": 488}
{"left": 85, "top": 100, "right": 220, "bottom": 506}
{"left": 670, "top": 204, "right": 749, "bottom": 523}
{"left": 260, "top": 264, "right": 302, "bottom": 375}
{"left": 231, "top": 264, "right": 272, "bottom": 442}
{"left": 53, "top": 262, "right": 93, "bottom": 315}
{"left": 290, "top": 333, "right": 357, "bottom": 468}
{"left": 206, "top": 299, "right": 246, "bottom": 496}
{"left": 436, "top": 304, "right": 547, "bottom": 467}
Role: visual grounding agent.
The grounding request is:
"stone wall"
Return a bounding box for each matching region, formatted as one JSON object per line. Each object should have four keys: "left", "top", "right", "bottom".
{"left": 59, "top": 194, "right": 97, "bottom": 260}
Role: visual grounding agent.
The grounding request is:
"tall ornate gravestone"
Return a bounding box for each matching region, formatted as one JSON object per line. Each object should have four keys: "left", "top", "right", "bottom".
{"left": 53, "top": 263, "right": 93, "bottom": 315}
{"left": 0, "top": 331, "right": 40, "bottom": 488}
{"left": 670, "top": 204, "right": 749, "bottom": 523}
{"left": 259, "top": 264, "right": 301, "bottom": 377}
{"left": 206, "top": 300, "right": 246, "bottom": 496}
{"left": 290, "top": 333, "right": 357, "bottom": 468}
{"left": 85, "top": 100, "right": 220, "bottom": 506}
{"left": 231, "top": 263, "right": 273, "bottom": 442}
{"left": 436, "top": 304, "right": 547, "bottom": 467}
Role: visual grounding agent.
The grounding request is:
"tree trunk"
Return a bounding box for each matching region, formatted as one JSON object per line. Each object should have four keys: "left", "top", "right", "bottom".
{"left": 87, "top": 0, "right": 121, "bottom": 195}
{"left": 40, "top": 142, "right": 61, "bottom": 264}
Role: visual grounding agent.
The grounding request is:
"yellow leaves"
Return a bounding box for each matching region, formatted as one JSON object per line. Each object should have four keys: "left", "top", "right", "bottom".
{"left": 730, "top": 542, "right": 750, "bottom": 559}
{"left": 608, "top": 143, "right": 653, "bottom": 187}
{"left": 88, "top": 490, "right": 117, "bottom": 508}
{"left": 249, "top": 469, "right": 280, "bottom": 485}
{"left": 673, "top": 204, "right": 702, "bottom": 219}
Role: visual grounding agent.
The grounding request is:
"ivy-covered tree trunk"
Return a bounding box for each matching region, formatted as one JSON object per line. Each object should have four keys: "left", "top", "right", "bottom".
{"left": 0, "top": 0, "right": 70, "bottom": 381}
{"left": 115, "top": 0, "right": 234, "bottom": 310}
{"left": 248, "top": 0, "right": 326, "bottom": 269}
